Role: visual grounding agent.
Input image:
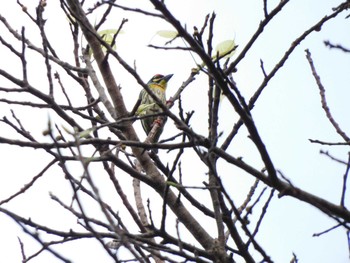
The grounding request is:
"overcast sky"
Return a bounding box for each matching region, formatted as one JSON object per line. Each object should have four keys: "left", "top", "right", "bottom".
{"left": 0, "top": 0, "right": 349, "bottom": 262}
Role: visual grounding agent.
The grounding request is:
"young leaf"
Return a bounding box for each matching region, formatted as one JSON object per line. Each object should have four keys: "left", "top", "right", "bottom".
{"left": 214, "top": 39, "right": 236, "bottom": 59}
{"left": 89, "top": 29, "right": 123, "bottom": 56}
{"left": 78, "top": 128, "right": 94, "bottom": 139}
{"left": 136, "top": 103, "right": 156, "bottom": 116}
{"left": 156, "top": 30, "right": 178, "bottom": 39}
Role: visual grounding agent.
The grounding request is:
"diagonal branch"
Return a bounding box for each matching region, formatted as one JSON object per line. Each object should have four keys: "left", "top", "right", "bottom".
{"left": 305, "top": 48, "right": 350, "bottom": 142}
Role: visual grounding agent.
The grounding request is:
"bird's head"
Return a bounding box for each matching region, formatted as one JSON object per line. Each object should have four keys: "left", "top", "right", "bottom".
{"left": 147, "top": 74, "right": 173, "bottom": 90}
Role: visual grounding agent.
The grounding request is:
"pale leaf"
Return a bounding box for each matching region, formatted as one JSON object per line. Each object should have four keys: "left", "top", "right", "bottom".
{"left": 78, "top": 128, "right": 94, "bottom": 139}
{"left": 89, "top": 29, "right": 123, "bottom": 56}
{"left": 214, "top": 39, "right": 236, "bottom": 59}
{"left": 136, "top": 103, "right": 155, "bottom": 116}
{"left": 156, "top": 30, "right": 178, "bottom": 39}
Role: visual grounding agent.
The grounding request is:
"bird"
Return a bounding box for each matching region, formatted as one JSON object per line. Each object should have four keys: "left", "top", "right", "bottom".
{"left": 137, "top": 74, "right": 173, "bottom": 145}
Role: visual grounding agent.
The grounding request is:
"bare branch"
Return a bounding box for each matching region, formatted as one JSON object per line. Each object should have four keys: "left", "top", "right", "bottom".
{"left": 305, "top": 49, "right": 350, "bottom": 142}
{"left": 341, "top": 153, "right": 350, "bottom": 207}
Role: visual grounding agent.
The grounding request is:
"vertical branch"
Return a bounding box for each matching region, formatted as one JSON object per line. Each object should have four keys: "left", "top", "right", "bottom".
{"left": 341, "top": 153, "right": 350, "bottom": 207}
{"left": 217, "top": 185, "right": 256, "bottom": 263}
{"left": 133, "top": 175, "right": 149, "bottom": 227}
{"left": 205, "top": 12, "right": 226, "bottom": 248}
{"left": 262, "top": 0, "right": 268, "bottom": 17}
{"left": 20, "top": 27, "right": 28, "bottom": 84}
{"left": 247, "top": 189, "right": 275, "bottom": 247}
{"left": 36, "top": 2, "right": 54, "bottom": 97}
{"left": 133, "top": 162, "right": 165, "bottom": 263}
{"left": 305, "top": 49, "right": 350, "bottom": 143}
{"left": 347, "top": 230, "right": 350, "bottom": 259}
{"left": 83, "top": 51, "right": 117, "bottom": 119}
{"left": 17, "top": 237, "right": 27, "bottom": 262}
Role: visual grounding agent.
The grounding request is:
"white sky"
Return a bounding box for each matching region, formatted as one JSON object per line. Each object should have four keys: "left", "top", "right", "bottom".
{"left": 0, "top": 0, "right": 349, "bottom": 262}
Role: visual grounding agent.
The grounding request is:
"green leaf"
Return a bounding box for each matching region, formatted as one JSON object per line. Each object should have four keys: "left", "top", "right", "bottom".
{"left": 99, "top": 29, "right": 123, "bottom": 49}
{"left": 214, "top": 39, "right": 237, "bottom": 59}
{"left": 77, "top": 128, "right": 94, "bottom": 139}
{"left": 99, "top": 29, "right": 124, "bottom": 44}
{"left": 156, "top": 30, "right": 178, "bottom": 39}
{"left": 136, "top": 103, "right": 156, "bottom": 116}
{"left": 89, "top": 29, "right": 123, "bottom": 56}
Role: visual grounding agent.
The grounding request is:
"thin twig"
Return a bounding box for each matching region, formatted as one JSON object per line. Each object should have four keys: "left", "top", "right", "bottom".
{"left": 0, "top": 159, "right": 57, "bottom": 205}
{"left": 340, "top": 153, "right": 350, "bottom": 207}
{"left": 324, "top": 40, "right": 350, "bottom": 53}
{"left": 309, "top": 139, "right": 350, "bottom": 146}
{"left": 320, "top": 150, "right": 348, "bottom": 165}
{"left": 305, "top": 48, "right": 350, "bottom": 142}
{"left": 313, "top": 223, "right": 342, "bottom": 237}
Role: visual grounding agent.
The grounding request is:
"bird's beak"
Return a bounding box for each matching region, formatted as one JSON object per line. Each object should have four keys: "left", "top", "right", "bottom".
{"left": 163, "top": 74, "right": 173, "bottom": 82}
